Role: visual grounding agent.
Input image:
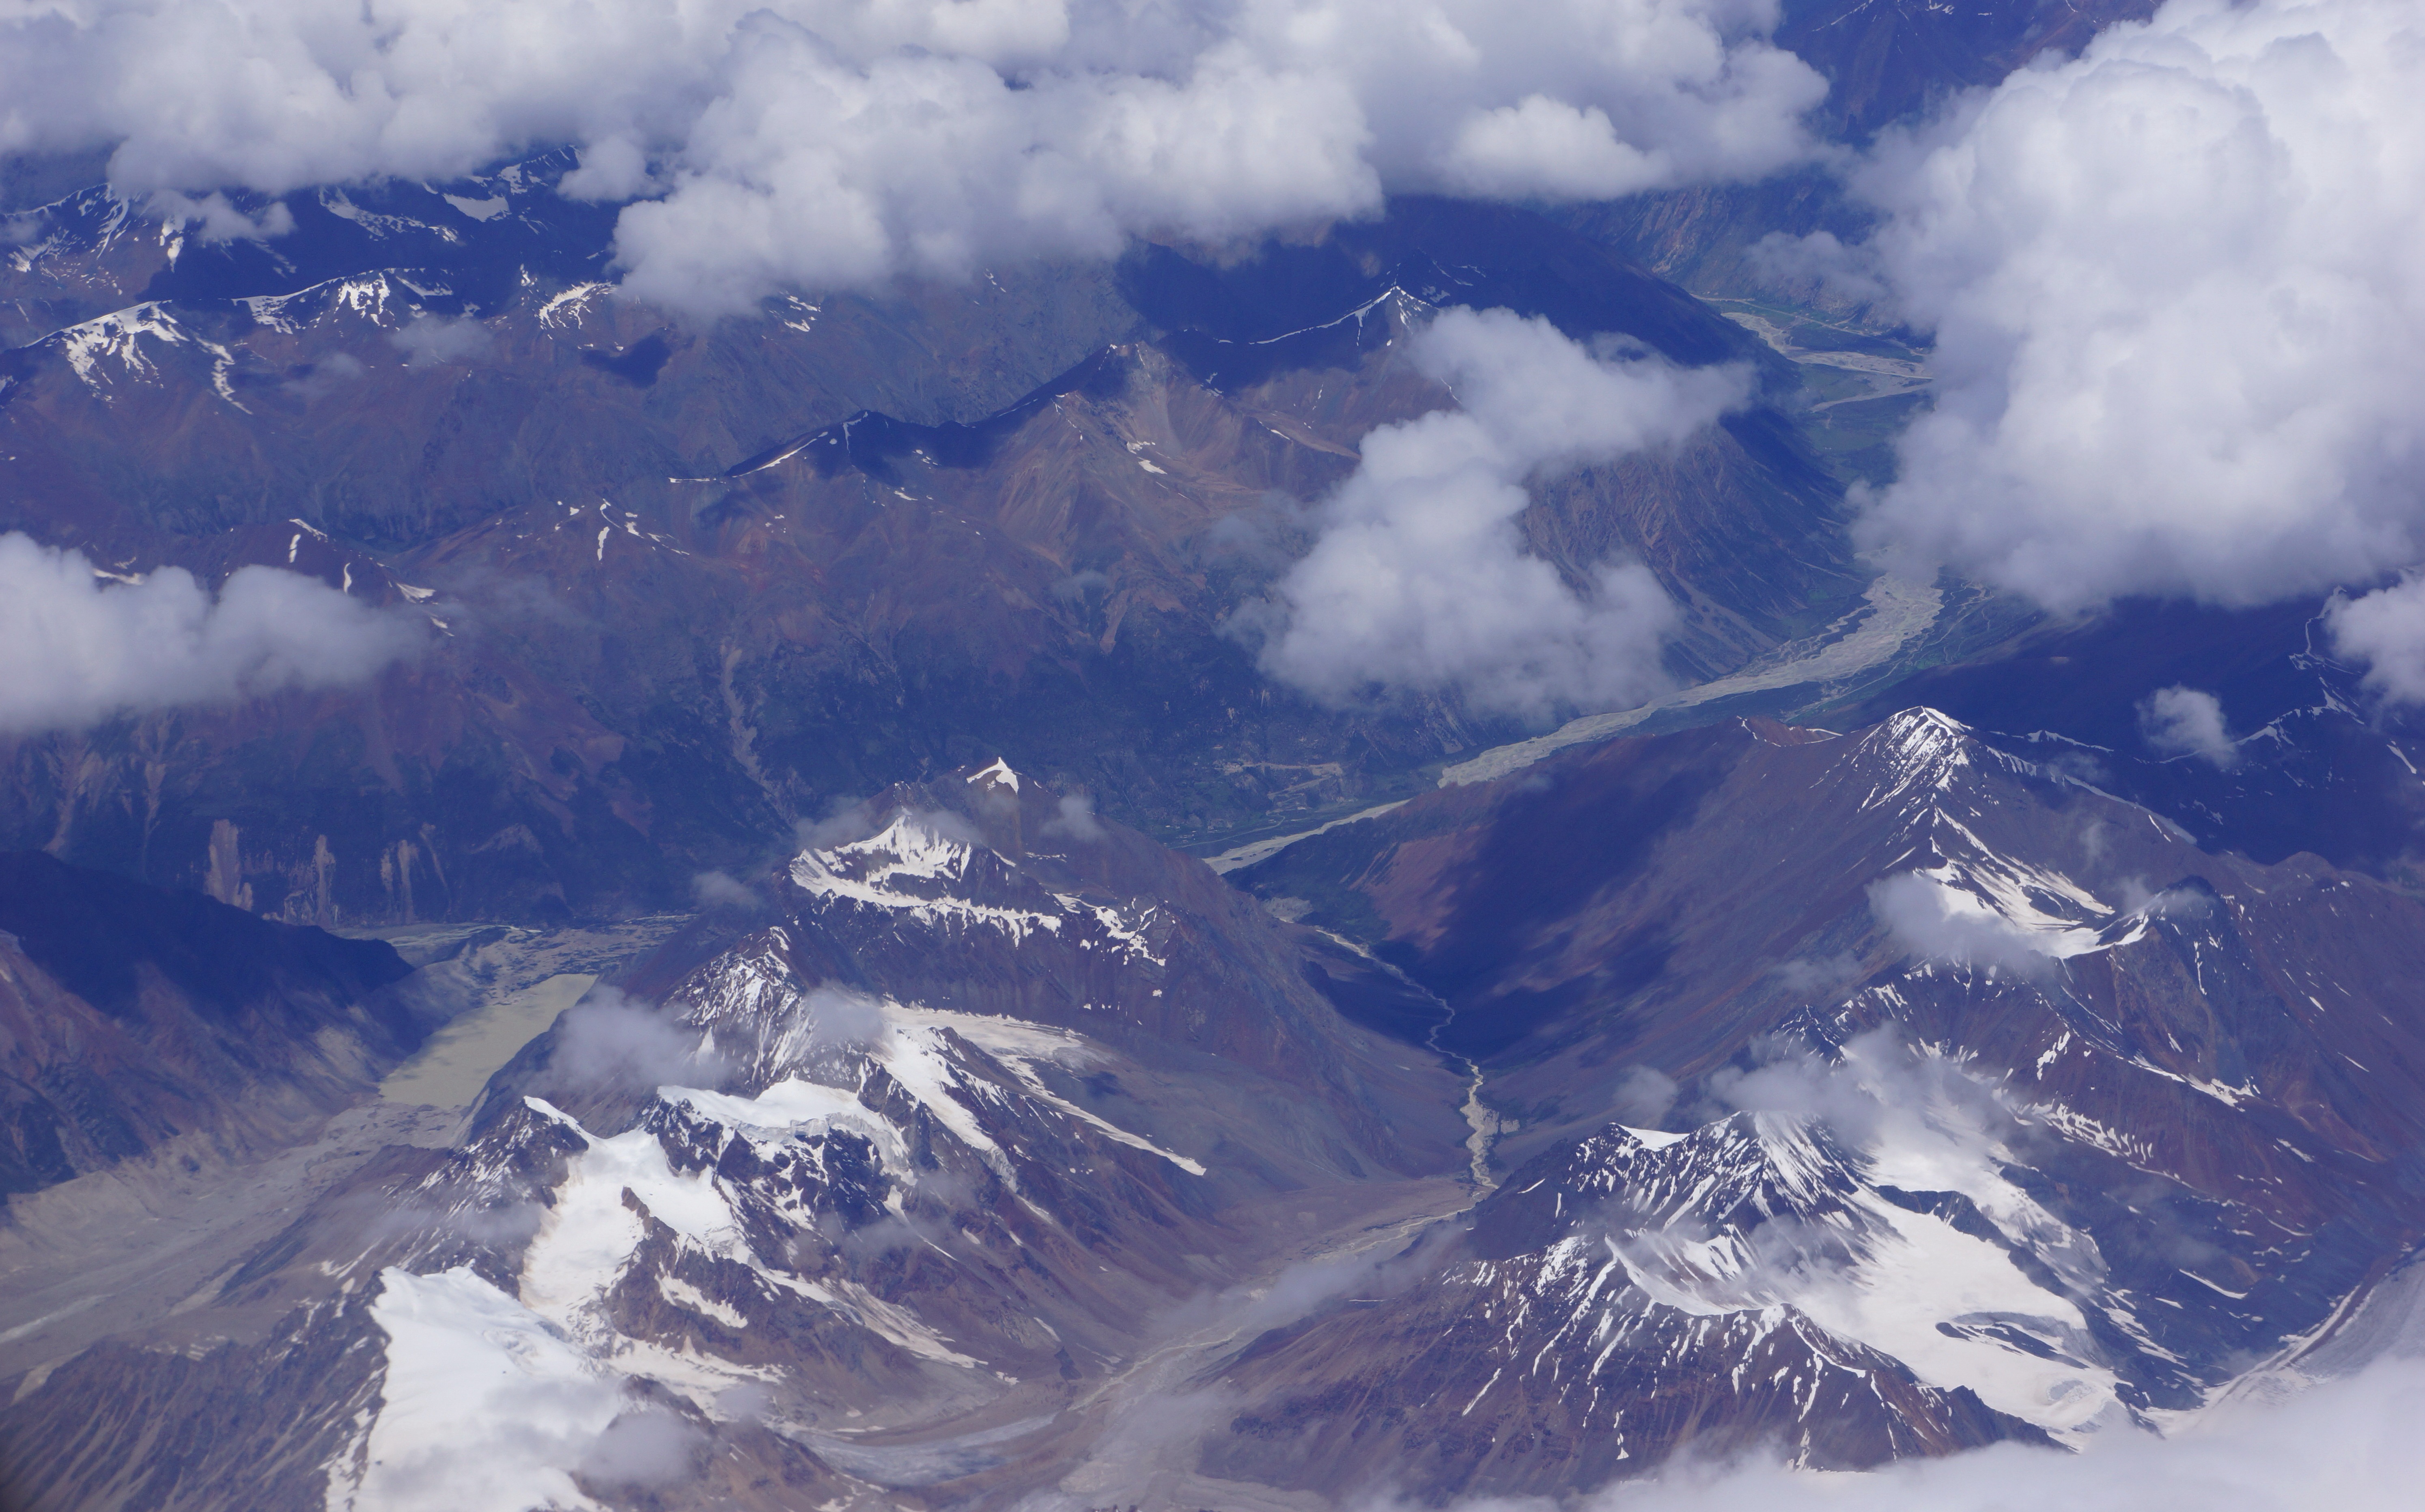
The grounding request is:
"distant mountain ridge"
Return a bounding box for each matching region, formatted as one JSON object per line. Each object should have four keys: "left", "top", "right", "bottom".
{"left": 0, "top": 177, "right": 1862, "bottom": 926}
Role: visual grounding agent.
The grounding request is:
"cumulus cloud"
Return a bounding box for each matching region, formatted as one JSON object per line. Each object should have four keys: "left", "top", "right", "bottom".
{"left": 2140, "top": 685, "right": 2239, "bottom": 768}
{"left": 0, "top": 1, "right": 1824, "bottom": 316}
{"left": 576, "top": 1407, "right": 703, "bottom": 1488}
{"left": 793, "top": 794, "right": 878, "bottom": 851}
{"left": 1867, "top": 871, "right": 2096, "bottom": 979}
{"left": 1402, "top": 1355, "right": 2425, "bottom": 1512}
{"left": 1701, "top": 1030, "right": 2024, "bottom": 1179}
{"left": 1848, "top": 0, "right": 2425, "bottom": 613}
{"left": 1607, "top": 1065, "right": 1680, "bottom": 1127}
{"left": 0, "top": 532, "right": 422, "bottom": 734}
{"left": 2328, "top": 575, "right": 2425, "bottom": 703}
{"left": 1745, "top": 227, "right": 1890, "bottom": 308}
{"left": 1250, "top": 307, "right": 1748, "bottom": 718}
{"left": 1770, "top": 950, "right": 1864, "bottom": 1000}
{"left": 689, "top": 869, "right": 763, "bottom": 911}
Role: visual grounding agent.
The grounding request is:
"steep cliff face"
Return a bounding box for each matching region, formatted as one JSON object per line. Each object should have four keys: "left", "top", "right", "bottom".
{"left": 0, "top": 850, "right": 416, "bottom": 1195}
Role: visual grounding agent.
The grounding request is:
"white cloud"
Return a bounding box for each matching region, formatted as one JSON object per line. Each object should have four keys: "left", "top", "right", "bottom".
{"left": 793, "top": 794, "right": 877, "bottom": 851}
{"left": 797, "top": 983, "right": 887, "bottom": 1054}
{"left": 1607, "top": 1064, "right": 1680, "bottom": 1126}
{"left": 1849, "top": 0, "right": 2425, "bottom": 612}
{"left": 391, "top": 313, "right": 493, "bottom": 368}
{"left": 1770, "top": 950, "right": 1864, "bottom": 1000}
{"left": 146, "top": 189, "right": 294, "bottom": 242}
{"left": 545, "top": 987, "right": 731, "bottom": 1092}
{"left": 1041, "top": 791, "right": 1107, "bottom": 842}
{"left": 1744, "top": 227, "right": 1890, "bottom": 307}
{"left": 0, "top": 1, "right": 1824, "bottom": 316}
{"left": 2140, "top": 684, "right": 2238, "bottom": 767}
{"left": 689, "top": 869, "right": 763, "bottom": 910}
{"left": 1404, "top": 1355, "right": 2425, "bottom": 1512}
{"left": 1251, "top": 307, "right": 1748, "bottom": 718}
{"left": 0, "top": 532, "right": 422, "bottom": 734}
{"left": 576, "top": 1407, "right": 703, "bottom": 1488}
{"left": 1867, "top": 871, "right": 2096, "bottom": 979}
{"left": 2328, "top": 575, "right": 2425, "bottom": 703}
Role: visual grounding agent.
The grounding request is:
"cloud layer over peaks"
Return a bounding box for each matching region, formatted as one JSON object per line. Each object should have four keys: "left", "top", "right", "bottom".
{"left": 1251, "top": 307, "right": 1748, "bottom": 718}
{"left": 0, "top": 533, "right": 421, "bottom": 733}
{"left": 1848, "top": 0, "right": 2425, "bottom": 613}
{"left": 0, "top": 1, "right": 1824, "bottom": 314}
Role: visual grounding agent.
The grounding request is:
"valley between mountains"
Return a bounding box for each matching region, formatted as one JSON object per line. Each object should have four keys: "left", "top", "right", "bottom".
{"left": 10, "top": 3, "right": 2425, "bottom": 1505}
{"left": 9, "top": 700, "right": 2425, "bottom": 1509}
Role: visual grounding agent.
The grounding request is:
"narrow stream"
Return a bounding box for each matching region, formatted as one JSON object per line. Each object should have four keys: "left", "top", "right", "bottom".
{"left": 1319, "top": 927, "right": 1500, "bottom": 1198}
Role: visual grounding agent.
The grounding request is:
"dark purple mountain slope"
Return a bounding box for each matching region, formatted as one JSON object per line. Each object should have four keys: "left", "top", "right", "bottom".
{"left": 1835, "top": 600, "right": 2425, "bottom": 890}
{"left": 0, "top": 850, "right": 416, "bottom": 1196}
{"left": 1210, "top": 708, "right": 2425, "bottom": 1500}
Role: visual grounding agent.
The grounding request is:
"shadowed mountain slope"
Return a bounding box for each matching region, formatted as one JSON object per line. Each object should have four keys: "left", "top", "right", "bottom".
{"left": 0, "top": 850, "right": 416, "bottom": 1195}
{"left": 1212, "top": 708, "right": 2425, "bottom": 1498}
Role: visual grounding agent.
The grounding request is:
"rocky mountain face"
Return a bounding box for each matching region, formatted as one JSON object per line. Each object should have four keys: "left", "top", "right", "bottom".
{"left": 0, "top": 763, "right": 1476, "bottom": 1510}
{"left": 0, "top": 850, "right": 416, "bottom": 1194}
{"left": 9, "top": 721, "right": 2425, "bottom": 1509}
{"left": 1217, "top": 708, "right": 2425, "bottom": 1500}
{"left": 1, "top": 166, "right": 1862, "bottom": 927}
{"left": 1841, "top": 597, "right": 2425, "bottom": 891}
{"left": 2, "top": 8, "right": 2391, "bottom": 1506}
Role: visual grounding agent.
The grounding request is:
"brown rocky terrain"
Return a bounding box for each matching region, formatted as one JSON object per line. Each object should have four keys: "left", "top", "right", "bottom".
{"left": 2, "top": 176, "right": 1864, "bottom": 927}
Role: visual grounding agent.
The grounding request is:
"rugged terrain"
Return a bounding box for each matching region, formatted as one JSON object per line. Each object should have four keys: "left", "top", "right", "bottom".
{"left": 0, "top": 762, "right": 1475, "bottom": 1508}
{"left": 2, "top": 169, "right": 1867, "bottom": 929}
{"left": 0, "top": 850, "right": 418, "bottom": 1194}
{"left": 14, "top": 5, "right": 2421, "bottom": 1508}
{"left": 1218, "top": 707, "right": 2425, "bottom": 1497}
{"left": 7, "top": 719, "right": 2425, "bottom": 1508}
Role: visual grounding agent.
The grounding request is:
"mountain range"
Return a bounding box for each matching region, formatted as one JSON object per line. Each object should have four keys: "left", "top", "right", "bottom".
{"left": 8, "top": 2, "right": 2425, "bottom": 1509}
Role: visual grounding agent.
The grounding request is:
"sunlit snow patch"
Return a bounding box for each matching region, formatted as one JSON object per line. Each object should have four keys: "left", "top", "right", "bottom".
{"left": 335, "top": 1266, "right": 621, "bottom": 1512}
